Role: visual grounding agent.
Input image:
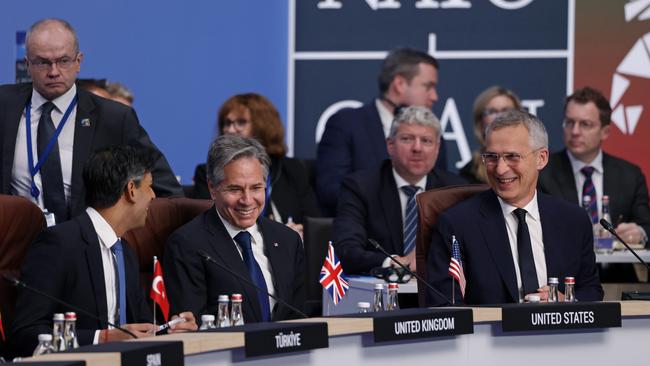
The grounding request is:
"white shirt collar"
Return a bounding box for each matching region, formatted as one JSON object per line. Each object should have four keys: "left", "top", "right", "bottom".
{"left": 31, "top": 84, "right": 77, "bottom": 113}
{"left": 392, "top": 168, "right": 427, "bottom": 192}
{"left": 86, "top": 206, "right": 119, "bottom": 249}
{"left": 566, "top": 148, "right": 603, "bottom": 175}
{"left": 375, "top": 98, "right": 394, "bottom": 138}
{"left": 496, "top": 190, "right": 541, "bottom": 223}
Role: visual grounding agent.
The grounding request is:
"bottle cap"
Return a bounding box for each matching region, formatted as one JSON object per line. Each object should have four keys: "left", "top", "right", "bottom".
{"left": 357, "top": 302, "right": 370, "bottom": 309}
{"left": 231, "top": 293, "right": 243, "bottom": 302}
{"left": 564, "top": 276, "right": 575, "bottom": 285}
{"left": 201, "top": 314, "right": 215, "bottom": 322}
{"left": 52, "top": 313, "right": 64, "bottom": 321}
{"left": 218, "top": 295, "right": 230, "bottom": 302}
{"left": 374, "top": 283, "right": 384, "bottom": 290}
{"left": 388, "top": 283, "right": 399, "bottom": 290}
{"left": 548, "top": 277, "right": 559, "bottom": 284}
{"left": 526, "top": 294, "right": 541, "bottom": 303}
{"left": 64, "top": 312, "right": 76, "bottom": 320}
{"left": 38, "top": 334, "right": 53, "bottom": 341}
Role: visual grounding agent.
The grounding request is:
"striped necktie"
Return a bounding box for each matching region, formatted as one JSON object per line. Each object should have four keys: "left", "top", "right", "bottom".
{"left": 401, "top": 185, "right": 419, "bottom": 255}
{"left": 581, "top": 166, "right": 598, "bottom": 223}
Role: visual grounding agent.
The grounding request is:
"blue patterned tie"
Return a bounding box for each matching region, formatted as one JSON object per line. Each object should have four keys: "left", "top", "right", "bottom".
{"left": 581, "top": 166, "right": 598, "bottom": 224}
{"left": 234, "top": 231, "right": 271, "bottom": 322}
{"left": 401, "top": 185, "right": 419, "bottom": 255}
{"left": 111, "top": 239, "right": 127, "bottom": 325}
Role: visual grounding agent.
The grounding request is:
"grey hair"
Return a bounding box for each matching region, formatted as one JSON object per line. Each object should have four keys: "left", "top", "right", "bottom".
{"left": 485, "top": 110, "right": 548, "bottom": 149}
{"left": 26, "top": 18, "right": 80, "bottom": 55}
{"left": 206, "top": 134, "right": 271, "bottom": 187}
{"left": 389, "top": 106, "right": 441, "bottom": 140}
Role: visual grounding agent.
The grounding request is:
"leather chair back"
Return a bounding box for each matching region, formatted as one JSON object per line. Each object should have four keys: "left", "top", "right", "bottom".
{"left": 303, "top": 216, "right": 333, "bottom": 316}
{"left": 415, "top": 185, "right": 488, "bottom": 306}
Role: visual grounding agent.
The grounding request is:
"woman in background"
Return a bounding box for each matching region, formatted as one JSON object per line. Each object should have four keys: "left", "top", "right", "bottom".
{"left": 459, "top": 86, "right": 522, "bottom": 183}
{"left": 193, "top": 93, "right": 320, "bottom": 236}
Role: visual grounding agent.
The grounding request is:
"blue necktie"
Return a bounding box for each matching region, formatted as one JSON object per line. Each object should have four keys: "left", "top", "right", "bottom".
{"left": 111, "top": 239, "right": 127, "bottom": 326}
{"left": 234, "top": 231, "right": 271, "bottom": 322}
{"left": 37, "top": 102, "right": 68, "bottom": 223}
{"left": 581, "top": 166, "right": 599, "bottom": 224}
{"left": 401, "top": 185, "right": 419, "bottom": 255}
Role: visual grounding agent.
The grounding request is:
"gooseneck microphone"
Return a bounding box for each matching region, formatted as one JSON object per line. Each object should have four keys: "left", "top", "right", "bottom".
{"left": 367, "top": 238, "right": 453, "bottom": 306}
{"left": 197, "top": 251, "right": 309, "bottom": 319}
{"left": 3, "top": 275, "right": 137, "bottom": 339}
{"left": 600, "top": 219, "right": 650, "bottom": 271}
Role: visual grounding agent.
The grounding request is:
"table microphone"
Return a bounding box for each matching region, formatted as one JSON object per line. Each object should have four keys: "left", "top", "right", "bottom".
{"left": 197, "top": 251, "right": 309, "bottom": 319}
{"left": 3, "top": 274, "right": 137, "bottom": 339}
{"left": 600, "top": 219, "right": 650, "bottom": 271}
{"left": 367, "top": 238, "right": 453, "bottom": 306}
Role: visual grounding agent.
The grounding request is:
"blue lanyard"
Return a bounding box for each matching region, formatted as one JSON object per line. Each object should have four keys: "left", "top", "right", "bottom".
{"left": 25, "top": 95, "right": 78, "bottom": 200}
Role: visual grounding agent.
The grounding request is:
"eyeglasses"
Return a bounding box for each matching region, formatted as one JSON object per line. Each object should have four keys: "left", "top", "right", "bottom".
{"left": 562, "top": 119, "right": 599, "bottom": 131}
{"left": 481, "top": 148, "right": 541, "bottom": 167}
{"left": 223, "top": 118, "right": 251, "bottom": 130}
{"left": 28, "top": 55, "right": 78, "bottom": 71}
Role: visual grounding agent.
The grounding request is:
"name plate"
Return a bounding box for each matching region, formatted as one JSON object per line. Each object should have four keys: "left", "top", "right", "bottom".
{"left": 70, "top": 340, "right": 183, "bottom": 366}
{"left": 241, "top": 322, "right": 329, "bottom": 358}
{"left": 372, "top": 308, "right": 473, "bottom": 343}
{"left": 501, "top": 302, "right": 621, "bottom": 332}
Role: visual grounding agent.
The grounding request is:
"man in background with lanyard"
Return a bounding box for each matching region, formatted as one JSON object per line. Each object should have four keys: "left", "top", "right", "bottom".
{"left": 0, "top": 18, "right": 182, "bottom": 225}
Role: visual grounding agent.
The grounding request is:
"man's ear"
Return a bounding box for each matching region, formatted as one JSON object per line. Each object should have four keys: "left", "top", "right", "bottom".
{"left": 124, "top": 180, "right": 137, "bottom": 203}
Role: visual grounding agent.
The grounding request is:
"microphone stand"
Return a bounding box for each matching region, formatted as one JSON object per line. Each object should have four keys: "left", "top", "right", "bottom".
{"left": 367, "top": 238, "right": 453, "bottom": 306}
{"left": 4, "top": 275, "right": 137, "bottom": 339}
{"left": 197, "top": 251, "right": 309, "bottom": 319}
{"left": 600, "top": 219, "right": 650, "bottom": 270}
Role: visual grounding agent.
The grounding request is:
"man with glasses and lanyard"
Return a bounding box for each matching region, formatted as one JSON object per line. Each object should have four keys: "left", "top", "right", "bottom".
{"left": 426, "top": 110, "right": 603, "bottom": 306}
{"left": 0, "top": 18, "right": 182, "bottom": 224}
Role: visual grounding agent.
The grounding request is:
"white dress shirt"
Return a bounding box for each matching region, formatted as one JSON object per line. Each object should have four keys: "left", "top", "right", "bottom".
{"left": 497, "top": 191, "right": 548, "bottom": 302}
{"left": 216, "top": 209, "right": 277, "bottom": 313}
{"left": 567, "top": 149, "right": 604, "bottom": 214}
{"left": 86, "top": 207, "right": 120, "bottom": 343}
{"left": 11, "top": 85, "right": 77, "bottom": 210}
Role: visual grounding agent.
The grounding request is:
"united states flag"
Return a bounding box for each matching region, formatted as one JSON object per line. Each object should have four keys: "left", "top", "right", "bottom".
{"left": 448, "top": 235, "right": 466, "bottom": 298}
{"left": 320, "top": 241, "right": 349, "bottom": 305}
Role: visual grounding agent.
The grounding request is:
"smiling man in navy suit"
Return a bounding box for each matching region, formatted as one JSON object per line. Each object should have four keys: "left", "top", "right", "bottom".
{"left": 427, "top": 110, "right": 603, "bottom": 306}
{"left": 164, "top": 135, "right": 305, "bottom": 323}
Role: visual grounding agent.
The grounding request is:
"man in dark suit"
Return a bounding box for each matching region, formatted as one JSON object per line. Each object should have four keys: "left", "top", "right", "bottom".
{"left": 334, "top": 106, "right": 464, "bottom": 275}
{"left": 0, "top": 18, "right": 181, "bottom": 224}
{"left": 11, "top": 146, "right": 196, "bottom": 357}
{"left": 164, "top": 135, "right": 305, "bottom": 324}
{"left": 538, "top": 87, "right": 650, "bottom": 246}
{"left": 427, "top": 110, "right": 602, "bottom": 306}
{"left": 316, "top": 48, "right": 447, "bottom": 216}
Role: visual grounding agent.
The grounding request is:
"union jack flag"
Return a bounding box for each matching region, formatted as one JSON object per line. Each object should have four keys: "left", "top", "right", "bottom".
{"left": 448, "top": 235, "right": 466, "bottom": 298}
{"left": 320, "top": 241, "right": 349, "bottom": 305}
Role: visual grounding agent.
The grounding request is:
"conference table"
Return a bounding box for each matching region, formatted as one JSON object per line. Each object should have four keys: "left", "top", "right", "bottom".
{"left": 25, "top": 300, "right": 650, "bottom": 366}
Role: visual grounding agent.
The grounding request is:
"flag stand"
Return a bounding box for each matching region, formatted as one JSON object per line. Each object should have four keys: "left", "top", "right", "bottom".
{"left": 152, "top": 256, "right": 157, "bottom": 336}
{"left": 451, "top": 278, "right": 455, "bottom": 305}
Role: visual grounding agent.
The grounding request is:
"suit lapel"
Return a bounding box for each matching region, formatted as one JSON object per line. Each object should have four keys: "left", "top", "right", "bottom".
{"left": 538, "top": 194, "right": 563, "bottom": 278}
{"left": 380, "top": 162, "right": 404, "bottom": 254}
{"left": 122, "top": 239, "right": 140, "bottom": 323}
{"left": 258, "top": 218, "right": 287, "bottom": 319}
{"left": 70, "top": 90, "right": 97, "bottom": 213}
{"left": 601, "top": 153, "right": 621, "bottom": 221}
{"left": 1, "top": 85, "right": 32, "bottom": 192}
{"left": 365, "top": 103, "right": 388, "bottom": 159}
{"left": 478, "top": 191, "right": 519, "bottom": 302}
{"left": 79, "top": 213, "right": 109, "bottom": 327}
{"left": 556, "top": 150, "right": 579, "bottom": 204}
{"left": 203, "top": 208, "right": 262, "bottom": 322}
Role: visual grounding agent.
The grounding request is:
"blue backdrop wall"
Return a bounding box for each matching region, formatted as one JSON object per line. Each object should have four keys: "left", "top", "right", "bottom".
{"left": 0, "top": 0, "right": 289, "bottom": 184}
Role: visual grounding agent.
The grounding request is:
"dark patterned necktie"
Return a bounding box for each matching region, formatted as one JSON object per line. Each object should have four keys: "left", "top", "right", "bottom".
{"left": 513, "top": 208, "right": 539, "bottom": 296}
{"left": 37, "top": 102, "right": 68, "bottom": 222}
{"left": 581, "top": 166, "right": 598, "bottom": 223}
{"left": 401, "top": 185, "right": 419, "bottom": 255}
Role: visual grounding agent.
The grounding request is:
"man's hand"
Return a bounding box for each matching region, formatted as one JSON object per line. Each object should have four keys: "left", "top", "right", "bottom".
{"left": 168, "top": 312, "right": 198, "bottom": 333}
{"left": 615, "top": 222, "right": 644, "bottom": 244}
{"left": 103, "top": 323, "right": 156, "bottom": 342}
{"left": 393, "top": 250, "right": 416, "bottom": 272}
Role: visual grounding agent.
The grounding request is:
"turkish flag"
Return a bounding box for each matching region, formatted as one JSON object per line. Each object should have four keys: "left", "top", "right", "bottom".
{"left": 150, "top": 258, "right": 170, "bottom": 322}
{"left": 0, "top": 310, "right": 5, "bottom": 341}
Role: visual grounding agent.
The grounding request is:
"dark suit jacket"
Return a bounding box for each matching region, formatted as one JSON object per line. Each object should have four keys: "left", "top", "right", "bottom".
{"left": 0, "top": 83, "right": 182, "bottom": 220}
{"left": 426, "top": 190, "right": 603, "bottom": 306}
{"left": 315, "top": 102, "right": 448, "bottom": 216}
{"left": 334, "top": 159, "right": 465, "bottom": 274}
{"left": 538, "top": 150, "right": 650, "bottom": 240}
{"left": 192, "top": 155, "right": 320, "bottom": 223}
{"left": 11, "top": 213, "right": 151, "bottom": 357}
{"left": 163, "top": 207, "right": 305, "bottom": 323}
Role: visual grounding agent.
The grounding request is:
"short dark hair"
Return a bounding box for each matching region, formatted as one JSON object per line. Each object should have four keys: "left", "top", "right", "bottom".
{"left": 83, "top": 145, "right": 156, "bottom": 209}
{"left": 565, "top": 87, "right": 612, "bottom": 126}
{"left": 378, "top": 48, "right": 439, "bottom": 95}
